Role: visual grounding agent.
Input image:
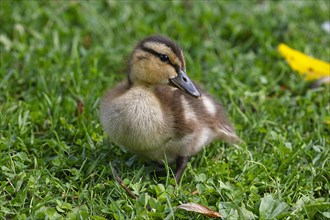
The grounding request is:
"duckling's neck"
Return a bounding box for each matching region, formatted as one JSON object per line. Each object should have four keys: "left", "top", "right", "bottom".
{"left": 130, "top": 80, "right": 158, "bottom": 91}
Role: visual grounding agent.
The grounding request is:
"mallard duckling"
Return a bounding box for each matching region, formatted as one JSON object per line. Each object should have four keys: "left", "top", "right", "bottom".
{"left": 100, "top": 35, "right": 240, "bottom": 182}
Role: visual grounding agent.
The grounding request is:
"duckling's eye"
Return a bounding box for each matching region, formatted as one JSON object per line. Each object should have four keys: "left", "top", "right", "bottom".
{"left": 159, "top": 54, "right": 169, "bottom": 62}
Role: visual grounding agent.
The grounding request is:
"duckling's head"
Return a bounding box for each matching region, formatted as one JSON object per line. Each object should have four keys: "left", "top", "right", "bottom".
{"left": 128, "top": 35, "right": 201, "bottom": 98}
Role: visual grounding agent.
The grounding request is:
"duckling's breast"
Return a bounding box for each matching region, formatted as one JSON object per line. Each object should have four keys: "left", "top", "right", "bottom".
{"left": 100, "top": 86, "right": 171, "bottom": 158}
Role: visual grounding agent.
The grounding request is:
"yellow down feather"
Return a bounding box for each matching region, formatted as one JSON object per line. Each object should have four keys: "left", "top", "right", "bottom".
{"left": 278, "top": 43, "right": 330, "bottom": 81}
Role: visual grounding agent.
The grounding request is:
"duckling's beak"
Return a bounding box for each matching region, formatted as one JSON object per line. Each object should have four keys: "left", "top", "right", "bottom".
{"left": 170, "top": 69, "right": 201, "bottom": 98}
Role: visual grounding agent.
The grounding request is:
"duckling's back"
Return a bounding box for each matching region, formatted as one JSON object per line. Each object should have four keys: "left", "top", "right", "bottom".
{"left": 154, "top": 85, "right": 240, "bottom": 157}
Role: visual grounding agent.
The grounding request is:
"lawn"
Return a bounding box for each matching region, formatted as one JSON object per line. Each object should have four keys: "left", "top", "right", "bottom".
{"left": 1, "top": 0, "right": 329, "bottom": 219}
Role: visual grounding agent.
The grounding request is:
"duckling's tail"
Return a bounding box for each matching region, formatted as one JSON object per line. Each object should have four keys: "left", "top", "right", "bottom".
{"left": 216, "top": 126, "right": 242, "bottom": 145}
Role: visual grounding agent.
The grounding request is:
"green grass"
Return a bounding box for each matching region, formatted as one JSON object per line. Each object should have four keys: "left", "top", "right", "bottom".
{"left": 1, "top": 0, "right": 329, "bottom": 219}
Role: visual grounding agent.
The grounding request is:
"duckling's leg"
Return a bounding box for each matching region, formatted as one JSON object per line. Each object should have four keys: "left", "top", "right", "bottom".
{"left": 175, "top": 156, "right": 189, "bottom": 183}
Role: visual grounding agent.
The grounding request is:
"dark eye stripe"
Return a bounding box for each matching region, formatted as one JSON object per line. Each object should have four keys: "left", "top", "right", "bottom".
{"left": 141, "top": 46, "right": 179, "bottom": 71}
{"left": 141, "top": 46, "right": 162, "bottom": 57}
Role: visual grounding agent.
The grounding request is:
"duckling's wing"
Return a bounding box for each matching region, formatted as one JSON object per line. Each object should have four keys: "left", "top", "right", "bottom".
{"left": 192, "top": 92, "right": 241, "bottom": 144}
{"left": 155, "top": 85, "right": 240, "bottom": 145}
